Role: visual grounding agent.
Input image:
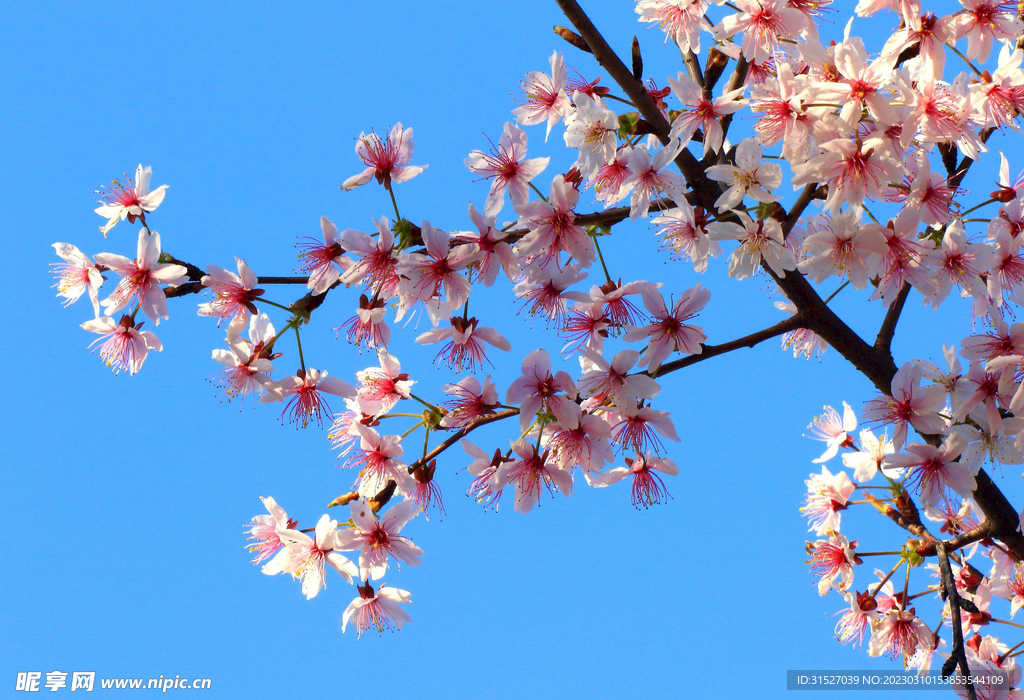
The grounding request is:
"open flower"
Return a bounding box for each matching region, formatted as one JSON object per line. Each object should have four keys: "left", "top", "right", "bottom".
{"left": 589, "top": 453, "right": 679, "bottom": 508}
{"left": 261, "top": 368, "right": 356, "bottom": 429}
{"left": 278, "top": 514, "right": 359, "bottom": 600}
{"left": 94, "top": 164, "right": 168, "bottom": 236}
{"left": 244, "top": 496, "right": 296, "bottom": 575}
{"left": 342, "top": 582, "right": 412, "bottom": 638}
{"left": 493, "top": 440, "right": 573, "bottom": 513}
{"left": 705, "top": 138, "right": 782, "bottom": 212}
{"left": 342, "top": 123, "right": 426, "bottom": 191}
{"left": 334, "top": 499, "right": 424, "bottom": 581}
{"left": 623, "top": 284, "right": 709, "bottom": 370}
{"left": 416, "top": 317, "right": 511, "bottom": 372}
{"left": 81, "top": 314, "right": 162, "bottom": 375}
{"left": 198, "top": 257, "right": 261, "bottom": 338}
{"left": 94, "top": 229, "right": 188, "bottom": 324}
{"left": 51, "top": 243, "right": 103, "bottom": 316}
{"left": 512, "top": 50, "right": 572, "bottom": 140}
{"left": 465, "top": 122, "right": 549, "bottom": 217}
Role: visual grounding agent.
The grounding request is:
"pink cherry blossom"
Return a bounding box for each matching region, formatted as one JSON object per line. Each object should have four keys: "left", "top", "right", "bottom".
{"left": 94, "top": 164, "right": 167, "bottom": 236}
{"left": 515, "top": 174, "right": 595, "bottom": 267}
{"left": 341, "top": 218, "right": 400, "bottom": 298}
{"left": 666, "top": 73, "right": 745, "bottom": 156}
{"left": 512, "top": 50, "right": 572, "bottom": 140}
{"left": 801, "top": 465, "right": 856, "bottom": 535}
{"left": 493, "top": 440, "right": 573, "bottom": 513}
{"left": 506, "top": 348, "right": 579, "bottom": 431}
{"left": 440, "top": 375, "right": 499, "bottom": 429}
{"left": 588, "top": 452, "right": 679, "bottom": 508}
{"left": 198, "top": 257, "right": 261, "bottom": 338}
{"left": 298, "top": 217, "right": 353, "bottom": 296}
{"left": 708, "top": 212, "right": 797, "bottom": 279}
{"left": 416, "top": 316, "right": 511, "bottom": 372}
{"left": 278, "top": 514, "right": 358, "bottom": 600}
{"left": 94, "top": 229, "right": 188, "bottom": 324}
{"left": 808, "top": 403, "right": 858, "bottom": 463}
{"left": 884, "top": 436, "right": 974, "bottom": 506}
{"left": 334, "top": 499, "right": 423, "bottom": 581}
{"left": 346, "top": 423, "right": 415, "bottom": 499}
{"left": 465, "top": 122, "right": 549, "bottom": 218}
{"left": 863, "top": 362, "right": 947, "bottom": 448}
{"left": 636, "top": 0, "right": 712, "bottom": 54}
{"left": 261, "top": 368, "right": 356, "bottom": 429}
{"left": 51, "top": 243, "right": 103, "bottom": 316}
{"left": 867, "top": 610, "right": 934, "bottom": 659}
{"left": 341, "top": 123, "right": 426, "bottom": 191}
{"left": 342, "top": 582, "right": 411, "bottom": 638}
{"left": 210, "top": 312, "right": 276, "bottom": 403}
{"left": 356, "top": 349, "right": 413, "bottom": 416}
{"left": 81, "top": 315, "right": 162, "bottom": 376}
{"left": 806, "top": 531, "right": 859, "bottom": 595}
{"left": 623, "top": 283, "right": 709, "bottom": 370}
{"left": 399, "top": 221, "right": 479, "bottom": 309}
{"left": 712, "top": 0, "right": 809, "bottom": 63}
{"left": 577, "top": 347, "right": 660, "bottom": 406}
{"left": 622, "top": 141, "right": 688, "bottom": 219}
{"left": 452, "top": 203, "right": 518, "bottom": 286}
{"left": 244, "top": 496, "right": 296, "bottom": 575}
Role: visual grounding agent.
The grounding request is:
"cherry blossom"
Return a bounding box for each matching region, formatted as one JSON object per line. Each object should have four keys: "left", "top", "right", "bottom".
{"left": 416, "top": 316, "right": 511, "bottom": 372}
{"left": 465, "top": 122, "right": 549, "bottom": 217}
{"left": 515, "top": 174, "right": 595, "bottom": 266}
{"left": 867, "top": 610, "right": 934, "bottom": 659}
{"left": 278, "top": 514, "right": 359, "bottom": 599}
{"left": 346, "top": 423, "right": 415, "bottom": 499}
{"left": 440, "top": 375, "right": 499, "bottom": 429}
{"left": 210, "top": 312, "right": 276, "bottom": 403}
{"left": 512, "top": 51, "right": 572, "bottom": 139}
{"left": 806, "top": 531, "right": 859, "bottom": 595}
{"left": 623, "top": 283, "right": 709, "bottom": 370}
{"left": 94, "top": 229, "right": 188, "bottom": 324}
{"left": 341, "top": 123, "right": 426, "bottom": 191}
{"left": 708, "top": 212, "right": 797, "bottom": 279}
{"left": 506, "top": 348, "right": 579, "bottom": 431}
{"left": 666, "top": 73, "right": 744, "bottom": 156}
{"left": 493, "top": 440, "right": 573, "bottom": 513}
{"left": 198, "top": 257, "right": 261, "bottom": 338}
{"left": 808, "top": 403, "right": 858, "bottom": 463}
{"left": 863, "top": 362, "right": 947, "bottom": 449}
{"left": 563, "top": 92, "right": 618, "bottom": 177}
{"left": 356, "top": 349, "right": 413, "bottom": 415}
{"left": 94, "top": 164, "right": 167, "bottom": 236}
{"left": 342, "top": 582, "right": 411, "bottom": 637}
{"left": 245, "top": 496, "right": 296, "bottom": 576}
{"left": 712, "top": 0, "right": 809, "bottom": 63}
{"left": 884, "top": 436, "right": 975, "bottom": 507}
{"left": 802, "top": 465, "right": 856, "bottom": 535}
{"left": 81, "top": 315, "right": 162, "bottom": 376}
{"left": 261, "top": 368, "right": 356, "bottom": 429}
{"left": 51, "top": 243, "right": 103, "bottom": 316}
{"left": 334, "top": 500, "right": 423, "bottom": 581}
{"left": 298, "top": 217, "right": 352, "bottom": 296}
{"left": 799, "top": 211, "right": 888, "bottom": 290}
{"left": 636, "top": 0, "right": 712, "bottom": 54}
{"left": 589, "top": 453, "right": 678, "bottom": 508}
{"left": 622, "top": 140, "right": 688, "bottom": 219}
{"left": 705, "top": 138, "right": 782, "bottom": 211}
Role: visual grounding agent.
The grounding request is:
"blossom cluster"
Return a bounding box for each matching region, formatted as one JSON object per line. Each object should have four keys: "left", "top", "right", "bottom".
{"left": 50, "top": 0, "right": 1024, "bottom": 680}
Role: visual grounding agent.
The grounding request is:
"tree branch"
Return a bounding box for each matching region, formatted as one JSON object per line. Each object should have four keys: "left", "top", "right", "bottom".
{"left": 648, "top": 316, "right": 804, "bottom": 377}
{"left": 936, "top": 541, "right": 978, "bottom": 700}
{"left": 874, "top": 282, "right": 911, "bottom": 355}
{"left": 407, "top": 409, "right": 519, "bottom": 472}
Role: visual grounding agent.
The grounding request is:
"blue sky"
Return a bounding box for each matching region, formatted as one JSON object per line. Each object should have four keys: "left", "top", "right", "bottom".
{"left": 0, "top": 1, "right": 1001, "bottom": 698}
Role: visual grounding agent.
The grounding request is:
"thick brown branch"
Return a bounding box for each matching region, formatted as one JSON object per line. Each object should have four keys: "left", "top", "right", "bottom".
{"left": 554, "top": 0, "right": 709, "bottom": 193}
